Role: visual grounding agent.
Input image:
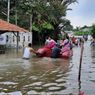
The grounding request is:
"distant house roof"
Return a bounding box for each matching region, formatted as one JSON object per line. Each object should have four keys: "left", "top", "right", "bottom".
{"left": 0, "top": 19, "right": 28, "bottom": 34}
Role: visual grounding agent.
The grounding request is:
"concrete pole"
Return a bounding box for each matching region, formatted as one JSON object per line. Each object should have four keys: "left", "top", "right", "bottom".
{"left": 7, "top": 0, "right": 10, "bottom": 22}
{"left": 30, "top": 15, "right": 33, "bottom": 44}
{"left": 15, "top": 10, "right": 19, "bottom": 53}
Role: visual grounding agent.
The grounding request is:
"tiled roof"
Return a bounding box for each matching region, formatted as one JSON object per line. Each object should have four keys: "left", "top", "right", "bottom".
{"left": 0, "top": 19, "right": 28, "bottom": 33}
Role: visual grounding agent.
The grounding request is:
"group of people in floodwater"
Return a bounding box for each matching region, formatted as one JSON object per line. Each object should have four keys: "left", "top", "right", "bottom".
{"left": 23, "top": 31, "right": 84, "bottom": 59}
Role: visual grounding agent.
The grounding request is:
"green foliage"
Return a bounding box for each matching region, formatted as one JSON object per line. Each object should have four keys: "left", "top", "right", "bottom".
{"left": 91, "top": 24, "right": 95, "bottom": 38}
{"left": 0, "top": 0, "right": 77, "bottom": 44}
{"left": 32, "top": 21, "right": 54, "bottom": 32}
{"left": 42, "top": 22, "right": 54, "bottom": 30}
{"left": 58, "top": 34, "right": 63, "bottom": 39}
{"left": 74, "top": 31, "right": 90, "bottom": 36}
{"left": 32, "top": 23, "right": 40, "bottom": 31}
{"left": 0, "top": 0, "right": 77, "bottom": 30}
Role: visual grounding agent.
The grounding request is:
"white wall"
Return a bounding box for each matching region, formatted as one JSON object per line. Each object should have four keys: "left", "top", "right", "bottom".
{"left": 0, "top": 34, "right": 6, "bottom": 45}
{"left": 0, "top": 32, "right": 32, "bottom": 48}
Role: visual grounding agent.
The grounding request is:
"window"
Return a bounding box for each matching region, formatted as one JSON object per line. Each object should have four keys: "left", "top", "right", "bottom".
{"left": 13, "top": 36, "right": 15, "bottom": 42}
{"left": 28, "top": 36, "right": 30, "bottom": 41}
{"left": 23, "top": 36, "right": 25, "bottom": 42}
{"left": 6, "top": 35, "right": 8, "bottom": 42}
{"left": 19, "top": 36, "right": 20, "bottom": 42}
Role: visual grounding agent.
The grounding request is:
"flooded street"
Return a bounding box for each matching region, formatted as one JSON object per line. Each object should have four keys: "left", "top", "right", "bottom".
{"left": 0, "top": 41, "right": 95, "bottom": 95}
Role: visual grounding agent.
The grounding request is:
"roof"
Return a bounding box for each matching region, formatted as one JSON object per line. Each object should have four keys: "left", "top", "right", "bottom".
{"left": 0, "top": 19, "right": 28, "bottom": 34}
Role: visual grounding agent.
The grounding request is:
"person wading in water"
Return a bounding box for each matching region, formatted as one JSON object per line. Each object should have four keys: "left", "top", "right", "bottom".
{"left": 23, "top": 43, "right": 37, "bottom": 59}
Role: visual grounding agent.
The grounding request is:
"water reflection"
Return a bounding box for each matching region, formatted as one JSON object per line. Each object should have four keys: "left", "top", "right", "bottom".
{"left": 91, "top": 46, "right": 95, "bottom": 61}
{"left": 0, "top": 41, "right": 95, "bottom": 95}
{"left": 0, "top": 54, "right": 71, "bottom": 94}
{"left": 78, "top": 42, "right": 95, "bottom": 95}
{"left": 24, "top": 58, "right": 71, "bottom": 94}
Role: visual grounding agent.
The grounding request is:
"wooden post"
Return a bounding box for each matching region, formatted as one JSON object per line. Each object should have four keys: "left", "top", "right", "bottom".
{"left": 78, "top": 40, "right": 84, "bottom": 81}
{"left": 78, "top": 39, "right": 84, "bottom": 95}
{"left": 16, "top": 32, "right": 19, "bottom": 53}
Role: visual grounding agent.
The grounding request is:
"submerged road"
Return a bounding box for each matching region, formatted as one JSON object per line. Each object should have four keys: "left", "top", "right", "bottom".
{"left": 0, "top": 41, "right": 95, "bottom": 95}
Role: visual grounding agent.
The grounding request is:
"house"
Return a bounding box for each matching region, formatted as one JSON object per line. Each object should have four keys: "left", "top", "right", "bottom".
{"left": 0, "top": 19, "right": 32, "bottom": 53}
{"left": 0, "top": 32, "right": 32, "bottom": 48}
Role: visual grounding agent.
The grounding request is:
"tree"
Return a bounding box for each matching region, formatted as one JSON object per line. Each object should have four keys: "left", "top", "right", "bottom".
{"left": 91, "top": 24, "right": 95, "bottom": 39}
{"left": 0, "top": 0, "right": 77, "bottom": 44}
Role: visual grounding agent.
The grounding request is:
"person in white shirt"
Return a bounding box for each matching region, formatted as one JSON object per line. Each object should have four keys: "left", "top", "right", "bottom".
{"left": 23, "top": 43, "right": 37, "bottom": 59}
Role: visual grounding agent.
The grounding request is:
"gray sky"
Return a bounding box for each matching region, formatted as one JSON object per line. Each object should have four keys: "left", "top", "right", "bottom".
{"left": 66, "top": 0, "right": 95, "bottom": 28}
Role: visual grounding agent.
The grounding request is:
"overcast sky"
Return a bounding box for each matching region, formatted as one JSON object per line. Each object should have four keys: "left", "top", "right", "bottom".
{"left": 66, "top": 0, "right": 95, "bottom": 28}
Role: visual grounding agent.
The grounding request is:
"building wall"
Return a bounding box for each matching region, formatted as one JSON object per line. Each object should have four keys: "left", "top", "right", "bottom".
{"left": 0, "top": 34, "right": 6, "bottom": 45}
{"left": 0, "top": 32, "right": 32, "bottom": 48}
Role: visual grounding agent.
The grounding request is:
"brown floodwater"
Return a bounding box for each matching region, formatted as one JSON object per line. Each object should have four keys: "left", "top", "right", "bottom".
{"left": 0, "top": 41, "right": 95, "bottom": 95}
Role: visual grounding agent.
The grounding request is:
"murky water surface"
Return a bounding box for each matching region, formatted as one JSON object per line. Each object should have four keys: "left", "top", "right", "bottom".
{"left": 0, "top": 41, "right": 95, "bottom": 95}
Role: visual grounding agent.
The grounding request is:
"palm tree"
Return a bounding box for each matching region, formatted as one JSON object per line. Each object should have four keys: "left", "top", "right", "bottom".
{"left": 0, "top": 0, "right": 77, "bottom": 43}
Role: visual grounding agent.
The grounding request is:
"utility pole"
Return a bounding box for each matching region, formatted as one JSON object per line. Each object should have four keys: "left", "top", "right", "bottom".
{"left": 7, "top": 0, "right": 10, "bottom": 22}
{"left": 30, "top": 15, "right": 33, "bottom": 44}
{"left": 15, "top": 9, "right": 19, "bottom": 53}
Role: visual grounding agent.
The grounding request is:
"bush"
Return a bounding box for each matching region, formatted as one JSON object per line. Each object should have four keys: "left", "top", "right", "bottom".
{"left": 74, "top": 31, "right": 89, "bottom": 36}
{"left": 91, "top": 24, "right": 95, "bottom": 39}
